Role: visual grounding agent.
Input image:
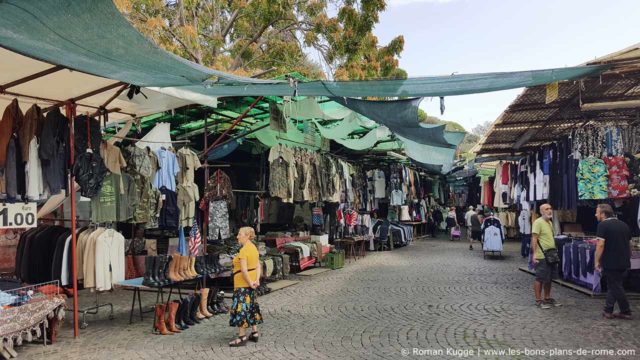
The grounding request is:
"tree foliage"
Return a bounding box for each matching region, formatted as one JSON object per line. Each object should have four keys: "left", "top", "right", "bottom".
{"left": 114, "top": 0, "right": 406, "bottom": 80}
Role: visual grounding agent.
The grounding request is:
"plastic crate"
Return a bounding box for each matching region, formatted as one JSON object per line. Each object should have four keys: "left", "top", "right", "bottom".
{"left": 326, "top": 250, "right": 345, "bottom": 270}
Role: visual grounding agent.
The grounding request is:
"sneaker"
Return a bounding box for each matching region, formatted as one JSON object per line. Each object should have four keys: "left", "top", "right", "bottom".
{"left": 536, "top": 300, "right": 551, "bottom": 309}
{"left": 544, "top": 298, "right": 562, "bottom": 307}
{"left": 615, "top": 312, "right": 633, "bottom": 320}
{"left": 602, "top": 312, "right": 616, "bottom": 319}
{"left": 469, "top": 245, "right": 473, "bottom": 250}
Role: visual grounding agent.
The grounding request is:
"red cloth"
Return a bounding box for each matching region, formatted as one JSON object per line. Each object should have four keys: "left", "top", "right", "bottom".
{"left": 603, "top": 156, "right": 630, "bottom": 198}
{"left": 501, "top": 163, "right": 510, "bottom": 185}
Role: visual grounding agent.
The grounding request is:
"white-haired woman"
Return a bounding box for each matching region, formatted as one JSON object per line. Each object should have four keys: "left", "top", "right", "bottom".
{"left": 228, "top": 226, "right": 263, "bottom": 347}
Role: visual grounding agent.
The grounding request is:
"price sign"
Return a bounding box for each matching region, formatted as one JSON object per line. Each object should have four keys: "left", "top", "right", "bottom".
{"left": 0, "top": 203, "right": 37, "bottom": 229}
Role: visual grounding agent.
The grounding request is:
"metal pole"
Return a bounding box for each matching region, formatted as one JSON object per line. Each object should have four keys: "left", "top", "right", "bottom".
{"left": 203, "top": 112, "right": 209, "bottom": 288}
{"left": 200, "top": 96, "right": 263, "bottom": 159}
{"left": 65, "top": 102, "right": 79, "bottom": 338}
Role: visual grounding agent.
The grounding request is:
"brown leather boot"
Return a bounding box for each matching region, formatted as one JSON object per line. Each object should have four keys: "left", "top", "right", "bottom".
{"left": 195, "top": 293, "right": 206, "bottom": 320}
{"left": 153, "top": 304, "right": 173, "bottom": 335}
{"left": 188, "top": 256, "right": 198, "bottom": 278}
{"left": 199, "top": 288, "right": 214, "bottom": 318}
{"left": 179, "top": 256, "right": 190, "bottom": 279}
{"left": 165, "top": 301, "right": 182, "bottom": 333}
{"left": 168, "top": 255, "right": 183, "bottom": 282}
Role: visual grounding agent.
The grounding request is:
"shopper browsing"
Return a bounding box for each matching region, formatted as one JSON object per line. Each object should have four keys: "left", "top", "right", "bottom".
{"left": 228, "top": 227, "right": 263, "bottom": 346}
{"left": 465, "top": 206, "right": 475, "bottom": 238}
{"left": 469, "top": 208, "right": 483, "bottom": 250}
{"left": 531, "top": 203, "right": 562, "bottom": 309}
{"left": 594, "top": 204, "right": 633, "bottom": 320}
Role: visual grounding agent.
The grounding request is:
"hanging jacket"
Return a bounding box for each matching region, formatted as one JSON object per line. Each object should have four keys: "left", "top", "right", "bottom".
{"left": 40, "top": 108, "right": 69, "bottom": 195}
{"left": 0, "top": 99, "right": 23, "bottom": 168}
{"left": 481, "top": 216, "right": 504, "bottom": 252}
{"left": 73, "top": 151, "right": 108, "bottom": 198}
{"left": 74, "top": 115, "right": 102, "bottom": 157}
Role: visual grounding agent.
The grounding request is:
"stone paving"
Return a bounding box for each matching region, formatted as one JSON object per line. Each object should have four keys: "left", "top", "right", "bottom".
{"left": 17, "top": 236, "right": 640, "bottom": 359}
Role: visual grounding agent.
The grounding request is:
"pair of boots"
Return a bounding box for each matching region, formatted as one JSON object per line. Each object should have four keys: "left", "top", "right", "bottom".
{"left": 166, "top": 255, "right": 199, "bottom": 282}
{"left": 142, "top": 255, "right": 171, "bottom": 287}
{"left": 153, "top": 289, "right": 215, "bottom": 335}
{"left": 206, "top": 287, "right": 229, "bottom": 314}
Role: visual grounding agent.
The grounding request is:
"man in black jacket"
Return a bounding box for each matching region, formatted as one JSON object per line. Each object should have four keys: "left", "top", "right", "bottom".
{"left": 595, "top": 204, "right": 632, "bottom": 320}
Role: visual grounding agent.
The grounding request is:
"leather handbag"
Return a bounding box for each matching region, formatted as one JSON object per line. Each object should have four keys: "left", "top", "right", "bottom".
{"left": 539, "top": 241, "right": 559, "bottom": 265}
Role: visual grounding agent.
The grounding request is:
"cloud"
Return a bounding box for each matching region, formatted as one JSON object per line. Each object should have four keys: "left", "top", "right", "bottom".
{"left": 388, "top": 0, "right": 455, "bottom": 6}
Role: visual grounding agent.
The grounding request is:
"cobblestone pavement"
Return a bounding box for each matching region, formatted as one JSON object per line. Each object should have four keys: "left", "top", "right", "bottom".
{"left": 17, "top": 236, "right": 640, "bottom": 359}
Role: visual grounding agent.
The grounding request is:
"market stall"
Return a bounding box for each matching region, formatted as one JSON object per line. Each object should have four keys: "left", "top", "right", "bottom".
{"left": 475, "top": 43, "right": 640, "bottom": 293}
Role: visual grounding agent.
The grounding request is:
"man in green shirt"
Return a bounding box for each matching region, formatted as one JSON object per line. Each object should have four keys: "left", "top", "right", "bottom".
{"left": 531, "top": 203, "right": 562, "bottom": 309}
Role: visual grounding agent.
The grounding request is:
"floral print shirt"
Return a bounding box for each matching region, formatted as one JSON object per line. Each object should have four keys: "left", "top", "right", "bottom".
{"left": 603, "top": 156, "right": 630, "bottom": 198}
{"left": 577, "top": 157, "right": 608, "bottom": 200}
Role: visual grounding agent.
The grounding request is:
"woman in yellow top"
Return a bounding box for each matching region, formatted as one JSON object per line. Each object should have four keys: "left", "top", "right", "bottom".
{"left": 228, "top": 226, "right": 263, "bottom": 347}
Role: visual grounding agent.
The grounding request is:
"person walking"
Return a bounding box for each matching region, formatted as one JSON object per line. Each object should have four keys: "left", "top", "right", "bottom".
{"left": 228, "top": 227, "right": 263, "bottom": 346}
{"left": 469, "top": 208, "right": 482, "bottom": 250}
{"left": 446, "top": 207, "right": 457, "bottom": 238}
{"left": 595, "top": 204, "right": 633, "bottom": 320}
{"left": 465, "top": 206, "right": 475, "bottom": 244}
{"left": 531, "top": 203, "right": 562, "bottom": 309}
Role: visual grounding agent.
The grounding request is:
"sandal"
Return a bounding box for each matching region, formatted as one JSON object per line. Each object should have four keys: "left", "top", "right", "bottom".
{"left": 229, "top": 335, "right": 248, "bottom": 347}
{"left": 249, "top": 331, "right": 260, "bottom": 342}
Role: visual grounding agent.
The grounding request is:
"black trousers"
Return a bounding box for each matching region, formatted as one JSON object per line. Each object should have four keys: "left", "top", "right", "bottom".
{"left": 603, "top": 269, "right": 630, "bottom": 314}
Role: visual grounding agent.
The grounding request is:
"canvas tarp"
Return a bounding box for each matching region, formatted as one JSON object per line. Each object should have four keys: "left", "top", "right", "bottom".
{"left": 330, "top": 97, "right": 453, "bottom": 147}
{"left": 0, "top": 0, "right": 279, "bottom": 87}
{"left": 174, "top": 65, "right": 607, "bottom": 98}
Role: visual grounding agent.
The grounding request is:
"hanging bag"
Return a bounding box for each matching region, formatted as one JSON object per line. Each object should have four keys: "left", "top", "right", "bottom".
{"left": 538, "top": 240, "right": 559, "bottom": 265}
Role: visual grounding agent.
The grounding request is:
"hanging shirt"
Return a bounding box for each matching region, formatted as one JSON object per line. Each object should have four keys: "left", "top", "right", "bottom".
{"left": 518, "top": 208, "right": 531, "bottom": 235}
{"left": 577, "top": 157, "right": 608, "bottom": 200}
{"left": 390, "top": 189, "right": 404, "bottom": 206}
{"left": 153, "top": 148, "right": 180, "bottom": 191}
{"left": 374, "top": 170, "right": 386, "bottom": 199}
{"left": 176, "top": 147, "right": 202, "bottom": 185}
{"left": 603, "top": 156, "right": 630, "bottom": 199}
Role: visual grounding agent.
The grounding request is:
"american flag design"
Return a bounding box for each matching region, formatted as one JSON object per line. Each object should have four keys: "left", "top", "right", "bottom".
{"left": 189, "top": 218, "right": 202, "bottom": 256}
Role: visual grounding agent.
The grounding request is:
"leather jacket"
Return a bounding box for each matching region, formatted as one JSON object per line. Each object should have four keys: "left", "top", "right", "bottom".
{"left": 73, "top": 150, "right": 108, "bottom": 198}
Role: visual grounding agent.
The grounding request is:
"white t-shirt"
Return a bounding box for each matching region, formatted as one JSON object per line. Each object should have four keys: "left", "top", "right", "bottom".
{"left": 374, "top": 170, "right": 386, "bottom": 198}
{"left": 465, "top": 210, "right": 475, "bottom": 226}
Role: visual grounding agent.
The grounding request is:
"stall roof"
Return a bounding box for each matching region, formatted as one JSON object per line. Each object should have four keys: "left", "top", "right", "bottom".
{"left": 477, "top": 44, "right": 640, "bottom": 157}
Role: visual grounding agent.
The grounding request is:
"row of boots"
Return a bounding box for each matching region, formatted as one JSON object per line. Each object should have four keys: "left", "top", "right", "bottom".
{"left": 154, "top": 287, "right": 229, "bottom": 335}
{"left": 143, "top": 254, "right": 224, "bottom": 287}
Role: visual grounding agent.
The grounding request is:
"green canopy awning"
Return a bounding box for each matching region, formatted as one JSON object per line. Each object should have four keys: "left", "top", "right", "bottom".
{"left": 0, "top": 0, "right": 280, "bottom": 87}
{"left": 177, "top": 65, "right": 607, "bottom": 97}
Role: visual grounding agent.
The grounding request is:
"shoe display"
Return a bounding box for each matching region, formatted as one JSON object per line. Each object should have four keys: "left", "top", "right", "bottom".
{"left": 199, "top": 288, "right": 214, "bottom": 318}
{"left": 142, "top": 256, "right": 158, "bottom": 287}
{"left": 182, "top": 297, "right": 195, "bottom": 326}
{"left": 153, "top": 304, "right": 173, "bottom": 335}
{"left": 165, "top": 300, "right": 182, "bottom": 333}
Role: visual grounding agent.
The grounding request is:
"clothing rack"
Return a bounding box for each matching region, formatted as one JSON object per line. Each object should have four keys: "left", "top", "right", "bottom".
{"left": 232, "top": 189, "right": 266, "bottom": 193}
{"left": 106, "top": 134, "right": 190, "bottom": 144}
{"left": 65, "top": 291, "right": 114, "bottom": 329}
{"left": 39, "top": 219, "right": 115, "bottom": 329}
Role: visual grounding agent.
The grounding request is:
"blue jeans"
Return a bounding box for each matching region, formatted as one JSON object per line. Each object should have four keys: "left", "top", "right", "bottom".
{"left": 521, "top": 234, "right": 531, "bottom": 258}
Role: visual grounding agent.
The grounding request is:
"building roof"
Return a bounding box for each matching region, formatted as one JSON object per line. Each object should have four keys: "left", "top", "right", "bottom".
{"left": 476, "top": 43, "right": 640, "bottom": 157}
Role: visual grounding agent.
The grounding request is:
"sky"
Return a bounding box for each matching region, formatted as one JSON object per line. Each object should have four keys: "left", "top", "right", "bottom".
{"left": 374, "top": 0, "right": 640, "bottom": 132}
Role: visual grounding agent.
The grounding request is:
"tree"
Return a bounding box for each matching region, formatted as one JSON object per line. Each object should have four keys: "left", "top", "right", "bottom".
{"left": 114, "top": 0, "right": 406, "bottom": 80}
{"left": 471, "top": 120, "right": 492, "bottom": 137}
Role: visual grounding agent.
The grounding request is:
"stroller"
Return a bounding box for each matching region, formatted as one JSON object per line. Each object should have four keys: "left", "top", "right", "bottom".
{"left": 450, "top": 225, "right": 461, "bottom": 241}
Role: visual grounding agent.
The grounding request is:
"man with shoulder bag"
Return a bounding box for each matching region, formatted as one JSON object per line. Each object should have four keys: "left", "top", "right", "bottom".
{"left": 531, "top": 203, "right": 562, "bottom": 309}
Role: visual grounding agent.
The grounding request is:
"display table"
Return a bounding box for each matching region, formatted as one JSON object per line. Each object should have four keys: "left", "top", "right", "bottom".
{"left": 400, "top": 221, "right": 424, "bottom": 238}
{"left": 117, "top": 271, "right": 230, "bottom": 324}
